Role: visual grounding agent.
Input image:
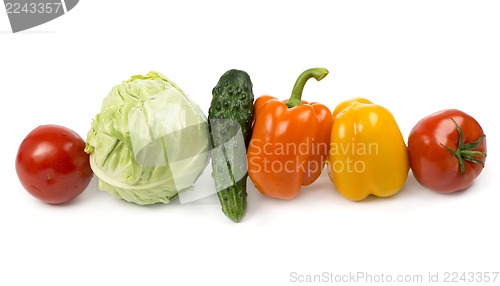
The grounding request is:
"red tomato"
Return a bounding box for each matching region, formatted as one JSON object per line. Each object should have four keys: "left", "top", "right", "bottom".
{"left": 15, "top": 125, "right": 93, "bottom": 204}
{"left": 408, "top": 109, "right": 486, "bottom": 193}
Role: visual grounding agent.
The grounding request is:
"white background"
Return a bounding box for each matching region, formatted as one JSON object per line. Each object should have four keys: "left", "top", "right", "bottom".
{"left": 1, "top": 1, "right": 499, "bottom": 285}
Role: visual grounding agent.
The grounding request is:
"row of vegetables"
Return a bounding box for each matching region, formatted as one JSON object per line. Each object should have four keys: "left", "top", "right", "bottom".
{"left": 15, "top": 68, "right": 487, "bottom": 222}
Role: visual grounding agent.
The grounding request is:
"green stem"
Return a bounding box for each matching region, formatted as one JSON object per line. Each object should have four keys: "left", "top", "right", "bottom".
{"left": 442, "top": 118, "right": 487, "bottom": 176}
{"left": 286, "top": 67, "right": 329, "bottom": 108}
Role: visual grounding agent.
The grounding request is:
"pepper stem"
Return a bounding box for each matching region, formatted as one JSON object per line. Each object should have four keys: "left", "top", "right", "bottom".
{"left": 441, "top": 118, "right": 486, "bottom": 176}
{"left": 286, "top": 67, "right": 329, "bottom": 108}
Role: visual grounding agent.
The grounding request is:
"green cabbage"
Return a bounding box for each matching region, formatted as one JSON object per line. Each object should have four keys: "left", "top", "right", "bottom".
{"left": 85, "top": 71, "right": 210, "bottom": 205}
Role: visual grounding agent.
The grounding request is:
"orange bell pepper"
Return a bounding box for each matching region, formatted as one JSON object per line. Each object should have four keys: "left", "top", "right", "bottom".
{"left": 247, "top": 68, "right": 332, "bottom": 199}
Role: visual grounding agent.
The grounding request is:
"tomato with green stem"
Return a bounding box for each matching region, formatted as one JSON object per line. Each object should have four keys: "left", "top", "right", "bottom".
{"left": 408, "top": 109, "right": 486, "bottom": 193}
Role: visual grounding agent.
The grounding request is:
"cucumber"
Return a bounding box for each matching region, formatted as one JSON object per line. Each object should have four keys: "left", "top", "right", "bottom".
{"left": 208, "top": 69, "right": 254, "bottom": 222}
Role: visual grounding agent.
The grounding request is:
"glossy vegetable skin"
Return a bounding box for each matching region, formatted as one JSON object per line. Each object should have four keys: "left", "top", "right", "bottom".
{"left": 208, "top": 69, "right": 254, "bottom": 222}
{"left": 408, "top": 109, "right": 486, "bottom": 193}
{"left": 248, "top": 68, "right": 332, "bottom": 199}
{"left": 16, "top": 125, "right": 93, "bottom": 204}
{"left": 327, "top": 98, "right": 409, "bottom": 201}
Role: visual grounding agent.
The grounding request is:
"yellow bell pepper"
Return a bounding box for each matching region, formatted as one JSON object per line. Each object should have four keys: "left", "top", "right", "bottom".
{"left": 327, "top": 97, "right": 409, "bottom": 201}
